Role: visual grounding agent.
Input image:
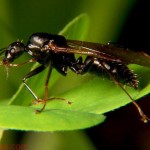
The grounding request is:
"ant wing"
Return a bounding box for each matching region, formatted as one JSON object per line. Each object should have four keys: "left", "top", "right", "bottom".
{"left": 51, "top": 40, "right": 122, "bottom": 63}
{"left": 49, "top": 39, "right": 150, "bottom": 67}
{"left": 67, "top": 40, "right": 150, "bottom": 68}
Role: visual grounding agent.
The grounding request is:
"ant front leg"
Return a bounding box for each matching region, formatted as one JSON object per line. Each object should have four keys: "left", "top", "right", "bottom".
{"left": 1, "top": 59, "right": 36, "bottom": 78}
{"left": 23, "top": 63, "right": 56, "bottom": 113}
{"left": 22, "top": 64, "right": 47, "bottom": 104}
{"left": 8, "top": 59, "right": 36, "bottom": 67}
{"left": 23, "top": 63, "right": 71, "bottom": 113}
{"left": 0, "top": 58, "right": 36, "bottom": 67}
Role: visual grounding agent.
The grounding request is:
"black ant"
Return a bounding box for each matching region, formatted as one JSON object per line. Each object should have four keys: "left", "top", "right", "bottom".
{"left": 0, "top": 33, "right": 149, "bottom": 122}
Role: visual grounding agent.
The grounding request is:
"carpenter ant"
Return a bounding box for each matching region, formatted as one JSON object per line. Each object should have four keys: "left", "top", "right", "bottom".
{"left": 0, "top": 33, "right": 149, "bottom": 122}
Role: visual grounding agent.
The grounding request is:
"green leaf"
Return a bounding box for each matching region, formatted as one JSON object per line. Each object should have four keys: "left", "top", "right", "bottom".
{"left": 0, "top": 105, "right": 105, "bottom": 131}
{"left": 0, "top": 13, "right": 150, "bottom": 131}
{"left": 59, "top": 13, "right": 89, "bottom": 40}
{"left": 0, "top": 14, "right": 106, "bottom": 131}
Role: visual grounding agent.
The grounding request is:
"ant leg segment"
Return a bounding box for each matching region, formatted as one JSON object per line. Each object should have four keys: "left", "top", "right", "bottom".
{"left": 1, "top": 59, "right": 36, "bottom": 78}
{"left": 8, "top": 59, "right": 36, "bottom": 67}
{"left": 78, "top": 57, "right": 94, "bottom": 74}
{"left": 36, "top": 63, "right": 72, "bottom": 113}
{"left": 76, "top": 56, "right": 83, "bottom": 65}
{"left": 35, "top": 64, "right": 53, "bottom": 113}
{"left": 0, "top": 59, "right": 36, "bottom": 67}
{"left": 22, "top": 65, "right": 46, "bottom": 101}
{"left": 69, "top": 57, "right": 84, "bottom": 74}
{"left": 100, "top": 61, "right": 150, "bottom": 123}
{"left": 69, "top": 57, "right": 94, "bottom": 74}
{"left": 44, "top": 64, "right": 53, "bottom": 99}
{"left": 47, "top": 97, "right": 72, "bottom": 104}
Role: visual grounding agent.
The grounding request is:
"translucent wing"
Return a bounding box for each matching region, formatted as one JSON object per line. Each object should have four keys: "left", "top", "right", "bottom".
{"left": 65, "top": 40, "right": 150, "bottom": 67}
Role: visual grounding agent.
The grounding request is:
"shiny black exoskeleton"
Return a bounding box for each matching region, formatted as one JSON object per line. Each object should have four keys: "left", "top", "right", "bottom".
{"left": 2, "top": 33, "right": 138, "bottom": 88}
{"left": 0, "top": 33, "right": 148, "bottom": 122}
{"left": 26, "top": 33, "right": 81, "bottom": 75}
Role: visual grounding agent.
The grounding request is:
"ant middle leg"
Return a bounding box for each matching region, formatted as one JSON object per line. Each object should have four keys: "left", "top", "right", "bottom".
{"left": 31, "top": 63, "right": 71, "bottom": 113}
{"left": 34, "top": 64, "right": 53, "bottom": 113}
{"left": 76, "top": 56, "right": 94, "bottom": 74}
{"left": 69, "top": 56, "right": 94, "bottom": 74}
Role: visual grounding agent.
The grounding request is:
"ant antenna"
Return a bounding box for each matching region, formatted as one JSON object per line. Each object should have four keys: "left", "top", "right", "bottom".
{"left": 0, "top": 48, "right": 6, "bottom": 66}
{"left": 0, "top": 47, "right": 6, "bottom": 56}
{"left": 0, "top": 47, "right": 9, "bottom": 77}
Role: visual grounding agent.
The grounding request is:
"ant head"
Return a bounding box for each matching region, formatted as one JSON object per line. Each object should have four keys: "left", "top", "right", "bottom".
{"left": 0, "top": 41, "right": 25, "bottom": 66}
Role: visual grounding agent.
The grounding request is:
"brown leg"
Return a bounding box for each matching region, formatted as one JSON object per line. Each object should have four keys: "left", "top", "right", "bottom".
{"left": 35, "top": 63, "right": 53, "bottom": 113}
{"left": 35, "top": 63, "right": 72, "bottom": 113}
{"left": 100, "top": 61, "right": 150, "bottom": 123}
